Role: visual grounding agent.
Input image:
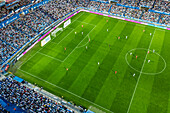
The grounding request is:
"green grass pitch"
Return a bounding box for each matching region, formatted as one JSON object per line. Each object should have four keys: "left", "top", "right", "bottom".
{"left": 11, "top": 12, "right": 170, "bottom": 113}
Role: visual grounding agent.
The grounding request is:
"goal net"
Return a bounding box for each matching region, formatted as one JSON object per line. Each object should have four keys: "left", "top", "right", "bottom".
{"left": 52, "top": 28, "right": 63, "bottom": 37}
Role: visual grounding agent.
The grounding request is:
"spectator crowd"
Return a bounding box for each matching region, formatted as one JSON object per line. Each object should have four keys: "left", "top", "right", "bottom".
{"left": 0, "top": 0, "right": 34, "bottom": 21}
{"left": 0, "top": 0, "right": 169, "bottom": 66}
{"left": 0, "top": 77, "right": 75, "bottom": 113}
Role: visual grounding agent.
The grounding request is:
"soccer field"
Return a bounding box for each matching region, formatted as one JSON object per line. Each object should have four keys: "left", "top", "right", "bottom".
{"left": 12, "top": 12, "right": 170, "bottom": 113}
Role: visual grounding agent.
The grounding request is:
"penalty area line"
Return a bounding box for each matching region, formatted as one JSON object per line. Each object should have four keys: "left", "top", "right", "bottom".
{"left": 76, "top": 20, "right": 96, "bottom": 26}
{"left": 18, "top": 47, "right": 44, "bottom": 69}
{"left": 37, "top": 52, "right": 63, "bottom": 62}
{"left": 63, "top": 25, "right": 96, "bottom": 62}
{"left": 127, "top": 29, "right": 156, "bottom": 113}
{"left": 52, "top": 12, "right": 85, "bottom": 45}
{"left": 76, "top": 35, "right": 90, "bottom": 49}
{"left": 18, "top": 68, "right": 114, "bottom": 113}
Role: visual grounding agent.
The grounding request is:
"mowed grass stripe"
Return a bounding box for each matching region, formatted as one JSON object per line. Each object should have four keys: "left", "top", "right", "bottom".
{"left": 128, "top": 26, "right": 155, "bottom": 72}
{"left": 21, "top": 53, "right": 61, "bottom": 80}
{"left": 109, "top": 26, "right": 155, "bottom": 113}
{"left": 128, "top": 29, "right": 166, "bottom": 113}
{"left": 147, "top": 30, "right": 170, "bottom": 113}
{"left": 46, "top": 14, "right": 102, "bottom": 84}
{"left": 68, "top": 19, "right": 122, "bottom": 96}
{"left": 57, "top": 17, "right": 111, "bottom": 89}
{"left": 142, "top": 29, "right": 165, "bottom": 74}
{"left": 166, "top": 31, "right": 170, "bottom": 113}
{"left": 94, "top": 24, "right": 145, "bottom": 109}
{"left": 81, "top": 22, "right": 135, "bottom": 103}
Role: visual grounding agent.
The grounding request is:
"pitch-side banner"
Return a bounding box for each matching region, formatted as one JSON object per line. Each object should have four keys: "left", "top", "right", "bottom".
{"left": 63, "top": 19, "right": 71, "bottom": 28}
{"left": 41, "top": 35, "right": 51, "bottom": 47}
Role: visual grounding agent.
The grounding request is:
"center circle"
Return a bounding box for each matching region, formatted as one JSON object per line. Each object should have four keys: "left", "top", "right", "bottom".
{"left": 125, "top": 48, "right": 166, "bottom": 75}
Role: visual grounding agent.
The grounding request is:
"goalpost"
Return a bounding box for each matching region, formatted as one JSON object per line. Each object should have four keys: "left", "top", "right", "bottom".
{"left": 52, "top": 28, "right": 63, "bottom": 37}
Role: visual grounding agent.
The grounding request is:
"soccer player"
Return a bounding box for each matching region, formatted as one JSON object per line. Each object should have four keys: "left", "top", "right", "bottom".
{"left": 143, "top": 29, "right": 145, "bottom": 32}
{"left": 148, "top": 60, "right": 150, "bottom": 63}
{"left": 133, "top": 73, "right": 135, "bottom": 77}
{"left": 64, "top": 47, "right": 66, "bottom": 53}
{"left": 130, "top": 52, "right": 132, "bottom": 55}
{"left": 86, "top": 46, "right": 88, "bottom": 50}
{"left": 136, "top": 55, "right": 138, "bottom": 59}
{"left": 126, "top": 36, "right": 128, "bottom": 39}
{"left": 153, "top": 49, "right": 155, "bottom": 53}
{"left": 150, "top": 33, "right": 152, "bottom": 36}
{"left": 98, "top": 62, "right": 100, "bottom": 65}
{"left": 98, "top": 62, "right": 100, "bottom": 69}
{"left": 75, "top": 32, "right": 77, "bottom": 34}
{"left": 107, "top": 29, "right": 108, "bottom": 32}
{"left": 115, "top": 71, "right": 117, "bottom": 74}
{"left": 89, "top": 38, "right": 90, "bottom": 42}
{"left": 118, "top": 37, "right": 120, "bottom": 40}
{"left": 65, "top": 68, "right": 69, "bottom": 75}
{"left": 82, "top": 32, "right": 83, "bottom": 35}
{"left": 148, "top": 50, "right": 150, "bottom": 54}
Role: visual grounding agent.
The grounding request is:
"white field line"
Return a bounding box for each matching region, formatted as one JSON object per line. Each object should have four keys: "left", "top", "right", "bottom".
{"left": 63, "top": 25, "right": 96, "bottom": 62}
{"left": 76, "top": 20, "right": 96, "bottom": 26}
{"left": 57, "top": 29, "right": 74, "bottom": 44}
{"left": 50, "top": 41, "right": 58, "bottom": 44}
{"left": 76, "top": 35, "right": 90, "bottom": 49}
{"left": 51, "top": 12, "right": 84, "bottom": 43}
{"left": 19, "top": 12, "right": 85, "bottom": 69}
{"left": 67, "top": 27, "right": 74, "bottom": 29}
{"left": 18, "top": 47, "right": 44, "bottom": 69}
{"left": 127, "top": 29, "right": 156, "bottom": 113}
{"left": 56, "top": 13, "right": 86, "bottom": 45}
{"left": 18, "top": 68, "right": 114, "bottom": 113}
{"left": 37, "top": 52, "right": 63, "bottom": 62}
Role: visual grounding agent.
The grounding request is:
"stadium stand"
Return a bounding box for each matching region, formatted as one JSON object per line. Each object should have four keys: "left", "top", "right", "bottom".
{"left": 0, "top": 0, "right": 34, "bottom": 21}
{"left": 0, "top": 76, "right": 84, "bottom": 112}
{"left": 139, "top": 0, "right": 155, "bottom": 8}
{"left": 152, "top": 0, "right": 169, "bottom": 12}
{"left": 0, "top": 103, "right": 10, "bottom": 113}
